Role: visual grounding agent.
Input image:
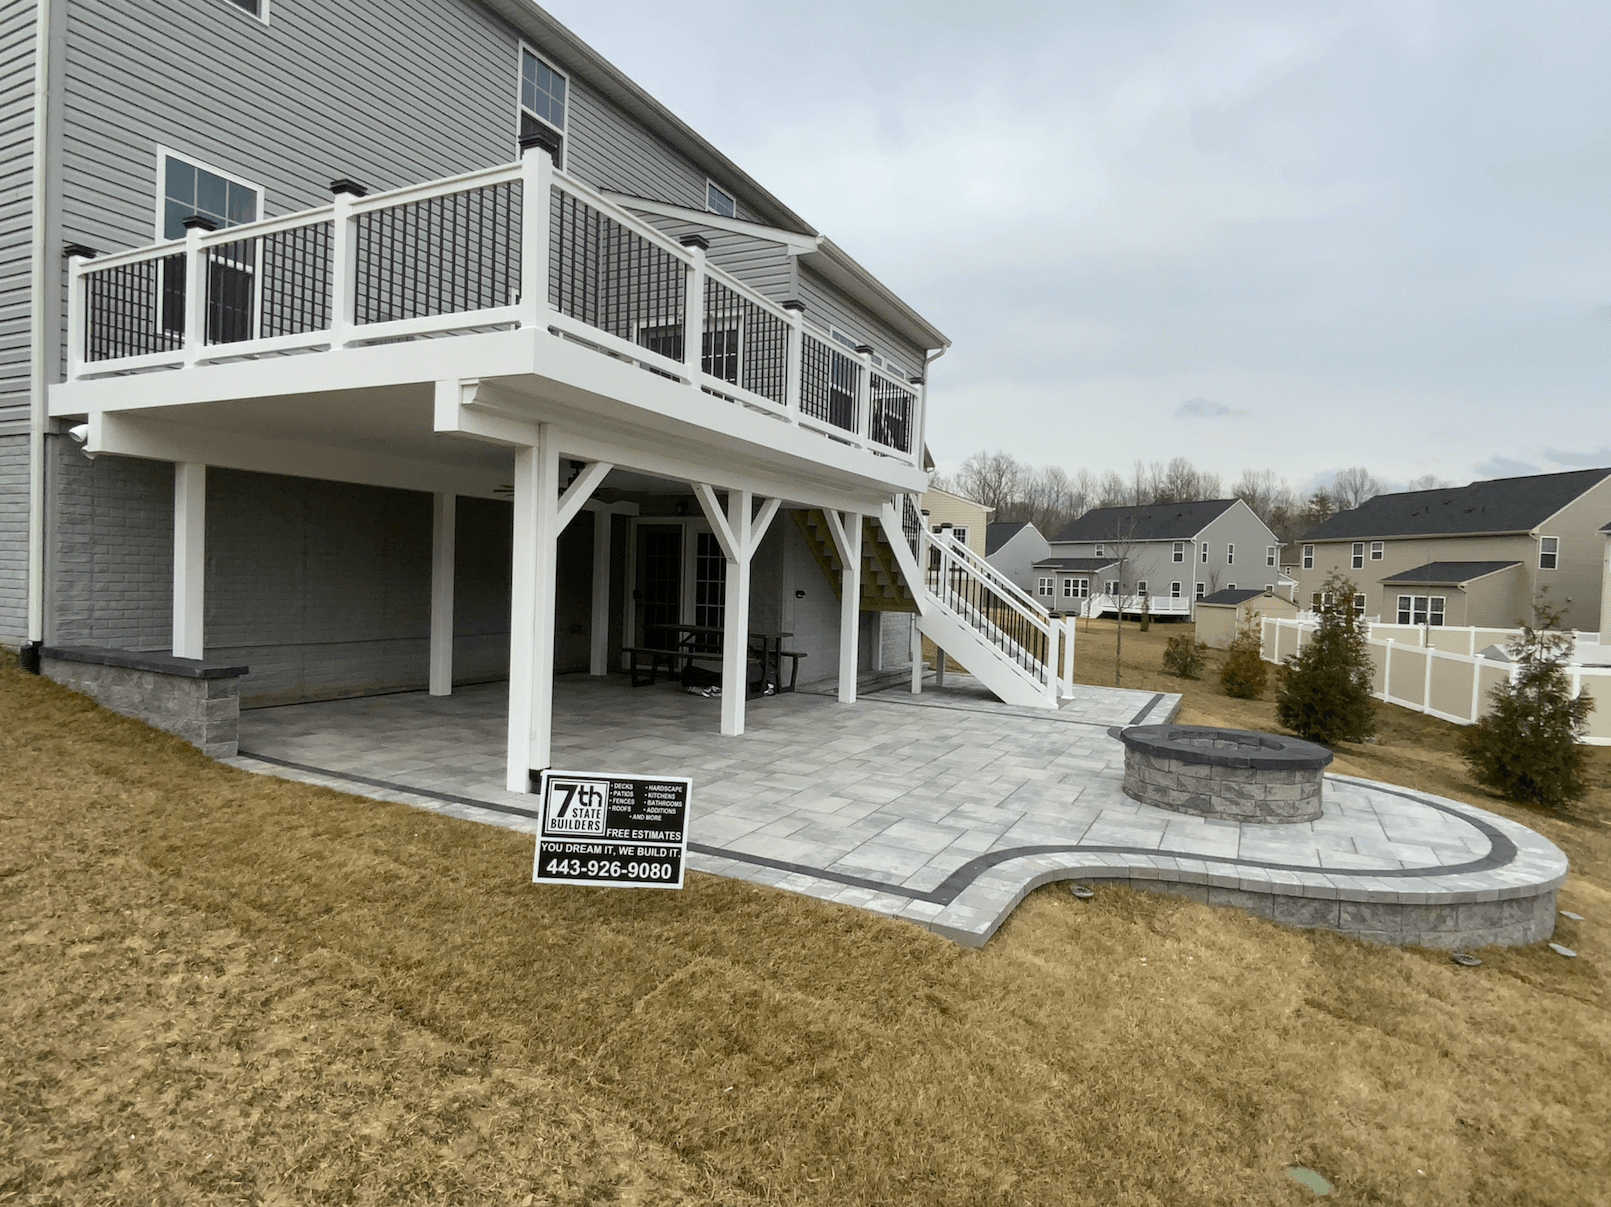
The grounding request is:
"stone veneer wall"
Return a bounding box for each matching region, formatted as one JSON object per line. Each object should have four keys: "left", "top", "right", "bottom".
{"left": 1082, "top": 875, "right": 1558, "bottom": 950}
{"left": 1122, "top": 745, "right": 1324, "bottom": 823}
{"left": 41, "top": 648, "right": 246, "bottom": 758}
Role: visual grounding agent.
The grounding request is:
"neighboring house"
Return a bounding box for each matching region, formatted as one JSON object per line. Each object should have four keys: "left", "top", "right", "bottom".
{"left": 1046, "top": 499, "right": 1283, "bottom": 618}
{"left": 1029, "top": 556, "right": 1115, "bottom": 613}
{"left": 1295, "top": 468, "right": 1611, "bottom": 629}
{"left": 0, "top": 0, "right": 967, "bottom": 791}
{"left": 984, "top": 520, "right": 1051, "bottom": 594}
{"left": 919, "top": 487, "right": 991, "bottom": 558}
{"left": 1194, "top": 587, "right": 1299, "bottom": 650}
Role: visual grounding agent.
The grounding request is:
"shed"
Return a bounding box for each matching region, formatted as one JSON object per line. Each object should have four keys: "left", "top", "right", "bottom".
{"left": 1194, "top": 587, "right": 1299, "bottom": 649}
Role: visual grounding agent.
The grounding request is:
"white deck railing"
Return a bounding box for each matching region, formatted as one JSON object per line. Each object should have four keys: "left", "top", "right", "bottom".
{"left": 66, "top": 152, "right": 923, "bottom": 468}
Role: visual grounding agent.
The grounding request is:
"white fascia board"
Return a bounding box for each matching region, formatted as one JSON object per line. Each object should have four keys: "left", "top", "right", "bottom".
{"left": 89, "top": 411, "right": 510, "bottom": 498}
{"left": 602, "top": 192, "right": 818, "bottom": 253}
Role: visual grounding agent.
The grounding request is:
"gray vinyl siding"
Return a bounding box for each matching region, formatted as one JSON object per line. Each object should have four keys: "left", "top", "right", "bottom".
{"left": 637, "top": 214, "right": 794, "bottom": 302}
{"left": 0, "top": 0, "right": 34, "bottom": 428}
{"left": 0, "top": 431, "right": 26, "bottom": 645}
{"left": 796, "top": 263, "right": 926, "bottom": 378}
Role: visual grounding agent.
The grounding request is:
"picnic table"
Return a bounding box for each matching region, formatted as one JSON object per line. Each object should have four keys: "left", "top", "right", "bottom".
{"left": 625, "top": 624, "right": 805, "bottom": 696}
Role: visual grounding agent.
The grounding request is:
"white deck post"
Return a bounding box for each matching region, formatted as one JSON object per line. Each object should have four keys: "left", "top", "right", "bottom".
{"left": 328, "top": 182, "right": 360, "bottom": 350}
{"left": 180, "top": 219, "right": 209, "bottom": 367}
{"left": 518, "top": 139, "right": 552, "bottom": 330}
{"left": 506, "top": 425, "right": 560, "bottom": 792}
{"left": 429, "top": 492, "right": 456, "bottom": 696}
{"left": 721, "top": 489, "right": 754, "bottom": 736}
{"left": 590, "top": 506, "right": 611, "bottom": 676}
{"left": 1061, "top": 615, "right": 1076, "bottom": 688}
{"left": 172, "top": 462, "right": 206, "bottom": 660}
{"left": 838, "top": 512, "right": 862, "bottom": 703}
{"left": 910, "top": 614, "right": 922, "bottom": 694}
{"left": 681, "top": 235, "right": 707, "bottom": 387}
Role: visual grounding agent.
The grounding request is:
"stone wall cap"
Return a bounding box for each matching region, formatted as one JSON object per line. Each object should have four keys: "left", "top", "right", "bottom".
{"left": 40, "top": 646, "right": 250, "bottom": 679}
{"left": 1118, "top": 724, "right": 1333, "bottom": 771}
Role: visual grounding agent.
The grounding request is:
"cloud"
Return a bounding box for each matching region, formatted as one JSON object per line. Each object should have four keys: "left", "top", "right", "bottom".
{"left": 1544, "top": 445, "right": 1611, "bottom": 468}
{"left": 1474, "top": 455, "right": 1540, "bottom": 479}
{"left": 1175, "top": 398, "right": 1245, "bottom": 419}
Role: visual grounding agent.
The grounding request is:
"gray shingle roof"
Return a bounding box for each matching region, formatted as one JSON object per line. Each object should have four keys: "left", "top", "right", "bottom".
{"left": 1379, "top": 561, "right": 1520, "bottom": 586}
{"left": 1303, "top": 468, "right": 1611, "bottom": 540}
{"left": 1198, "top": 588, "right": 1267, "bottom": 606}
{"left": 1032, "top": 557, "right": 1118, "bottom": 572}
{"left": 1053, "top": 499, "right": 1240, "bottom": 542}
{"left": 985, "top": 521, "right": 1028, "bottom": 554}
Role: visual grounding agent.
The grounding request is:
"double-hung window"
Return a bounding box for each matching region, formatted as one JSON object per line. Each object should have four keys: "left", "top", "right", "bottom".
{"left": 1396, "top": 595, "right": 1445, "bottom": 626}
{"left": 157, "top": 151, "right": 262, "bottom": 341}
{"left": 1353, "top": 593, "right": 1367, "bottom": 614}
{"left": 1302, "top": 544, "right": 1313, "bottom": 569}
{"left": 1227, "top": 543, "right": 1235, "bottom": 565}
{"left": 1172, "top": 541, "right": 1184, "bottom": 563}
{"left": 1105, "top": 580, "right": 1120, "bottom": 597}
{"left": 1200, "top": 542, "right": 1208, "bottom": 563}
{"left": 1266, "top": 546, "right": 1277, "bottom": 567}
{"left": 1351, "top": 542, "right": 1364, "bottom": 569}
{"left": 1540, "top": 536, "right": 1559, "bottom": 569}
{"left": 520, "top": 47, "right": 567, "bottom": 165}
{"left": 1170, "top": 581, "right": 1182, "bottom": 598}
{"left": 1063, "top": 577, "right": 1088, "bottom": 599}
{"left": 1370, "top": 541, "right": 1384, "bottom": 561}
{"left": 1037, "top": 577, "right": 1054, "bottom": 597}
{"left": 950, "top": 526, "right": 968, "bottom": 548}
{"left": 1136, "top": 580, "right": 1148, "bottom": 595}
{"left": 1194, "top": 581, "right": 1205, "bottom": 599}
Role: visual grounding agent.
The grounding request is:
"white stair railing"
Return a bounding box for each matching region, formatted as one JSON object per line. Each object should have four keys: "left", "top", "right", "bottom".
{"left": 919, "top": 527, "right": 1073, "bottom": 703}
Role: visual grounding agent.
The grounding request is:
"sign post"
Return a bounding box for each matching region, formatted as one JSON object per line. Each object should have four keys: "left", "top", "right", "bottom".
{"left": 532, "top": 770, "right": 691, "bottom": 889}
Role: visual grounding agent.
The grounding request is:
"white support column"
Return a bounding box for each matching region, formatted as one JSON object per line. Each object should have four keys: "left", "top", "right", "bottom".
{"left": 721, "top": 488, "right": 754, "bottom": 736}
{"left": 681, "top": 235, "right": 707, "bottom": 386}
{"left": 328, "top": 186, "right": 358, "bottom": 349}
{"left": 1061, "top": 615, "right": 1076, "bottom": 689}
{"left": 590, "top": 506, "right": 611, "bottom": 676}
{"left": 518, "top": 142, "right": 552, "bottom": 330}
{"left": 172, "top": 462, "right": 206, "bottom": 660}
{"left": 827, "top": 510, "right": 863, "bottom": 703}
{"left": 506, "top": 426, "right": 561, "bottom": 793}
{"left": 429, "top": 492, "right": 456, "bottom": 696}
{"left": 180, "top": 220, "right": 209, "bottom": 367}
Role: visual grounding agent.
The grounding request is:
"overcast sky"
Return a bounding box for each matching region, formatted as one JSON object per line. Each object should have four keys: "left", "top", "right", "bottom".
{"left": 550, "top": 0, "right": 1611, "bottom": 492}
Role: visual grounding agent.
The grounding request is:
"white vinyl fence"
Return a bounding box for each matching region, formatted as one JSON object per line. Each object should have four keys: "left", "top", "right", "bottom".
{"left": 1261, "top": 617, "right": 1611, "bottom": 746}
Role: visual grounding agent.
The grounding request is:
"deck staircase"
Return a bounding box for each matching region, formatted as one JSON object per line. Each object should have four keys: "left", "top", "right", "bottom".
{"left": 791, "top": 499, "right": 1073, "bottom": 709}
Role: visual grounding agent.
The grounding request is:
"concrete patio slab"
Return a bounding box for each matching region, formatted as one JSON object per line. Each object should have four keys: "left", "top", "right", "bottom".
{"left": 226, "top": 672, "right": 1567, "bottom": 949}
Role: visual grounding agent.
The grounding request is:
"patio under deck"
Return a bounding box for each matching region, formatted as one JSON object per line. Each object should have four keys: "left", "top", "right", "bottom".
{"left": 228, "top": 674, "right": 1568, "bottom": 948}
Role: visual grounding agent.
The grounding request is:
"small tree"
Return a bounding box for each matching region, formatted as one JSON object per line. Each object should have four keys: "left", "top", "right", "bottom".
{"left": 1459, "top": 601, "right": 1592, "bottom": 807}
{"left": 1163, "top": 633, "right": 1208, "bottom": 679}
{"left": 1219, "top": 614, "right": 1269, "bottom": 699}
{"left": 1275, "top": 574, "right": 1376, "bottom": 744}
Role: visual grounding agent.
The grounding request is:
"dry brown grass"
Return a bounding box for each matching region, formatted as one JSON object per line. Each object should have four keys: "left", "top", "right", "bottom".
{"left": 3, "top": 651, "right": 1608, "bottom": 1205}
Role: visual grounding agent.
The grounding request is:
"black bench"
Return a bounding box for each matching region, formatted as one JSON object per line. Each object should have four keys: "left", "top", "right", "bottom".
{"left": 623, "top": 646, "right": 691, "bottom": 687}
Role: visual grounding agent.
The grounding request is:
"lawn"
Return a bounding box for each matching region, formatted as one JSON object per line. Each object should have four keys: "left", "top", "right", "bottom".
{"left": 2, "top": 641, "right": 1607, "bottom": 1206}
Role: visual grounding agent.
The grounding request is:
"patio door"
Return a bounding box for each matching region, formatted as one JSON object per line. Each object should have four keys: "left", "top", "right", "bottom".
{"left": 635, "top": 525, "right": 682, "bottom": 648}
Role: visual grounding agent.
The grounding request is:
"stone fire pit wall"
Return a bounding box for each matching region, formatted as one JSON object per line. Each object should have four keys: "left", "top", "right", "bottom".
{"left": 1119, "top": 725, "right": 1331, "bottom": 824}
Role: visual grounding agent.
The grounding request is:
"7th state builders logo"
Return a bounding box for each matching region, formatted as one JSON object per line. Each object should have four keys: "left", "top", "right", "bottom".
{"left": 542, "top": 778, "right": 608, "bottom": 836}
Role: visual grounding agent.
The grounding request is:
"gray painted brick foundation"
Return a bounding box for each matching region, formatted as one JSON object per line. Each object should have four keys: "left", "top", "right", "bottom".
{"left": 0, "top": 432, "right": 26, "bottom": 648}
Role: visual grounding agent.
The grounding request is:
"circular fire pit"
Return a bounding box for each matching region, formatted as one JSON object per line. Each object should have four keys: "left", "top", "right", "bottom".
{"left": 1118, "top": 725, "right": 1331, "bottom": 824}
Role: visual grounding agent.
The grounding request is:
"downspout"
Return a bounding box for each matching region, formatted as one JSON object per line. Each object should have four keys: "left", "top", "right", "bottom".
{"left": 25, "top": 0, "right": 54, "bottom": 650}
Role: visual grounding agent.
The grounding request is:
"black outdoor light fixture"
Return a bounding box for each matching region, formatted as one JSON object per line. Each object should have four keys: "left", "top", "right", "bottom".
{"left": 795, "top": 589, "right": 806, "bottom": 599}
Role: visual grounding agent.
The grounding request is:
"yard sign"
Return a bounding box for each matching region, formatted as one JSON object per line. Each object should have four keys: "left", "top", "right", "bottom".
{"left": 532, "top": 770, "right": 691, "bottom": 889}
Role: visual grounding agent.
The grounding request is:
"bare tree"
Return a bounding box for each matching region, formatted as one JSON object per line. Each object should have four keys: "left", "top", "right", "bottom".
{"left": 1231, "top": 469, "right": 1296, "bottom": 525}
{"left": 1331, "top": 466, "right": 1385, "bottom": 511}
{"left": 1402, "top": 474, "right": 1453, "bottom": 492}
{"left": 952, "top": 450, "right": 1028, "bottom": 513}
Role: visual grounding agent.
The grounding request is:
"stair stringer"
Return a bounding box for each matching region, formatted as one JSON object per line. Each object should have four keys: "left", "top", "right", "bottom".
{"left": 913, "top": 605, "right": 1057, "bottom": 709}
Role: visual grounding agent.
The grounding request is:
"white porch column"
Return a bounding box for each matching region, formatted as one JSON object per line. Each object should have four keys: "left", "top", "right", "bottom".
{"left": 429, "top": 492, "right": 456, "bottom": 696}
{"left": 910, "top": 615, "right": 922, "bottom": 694}
{"left": 172, "top": 462, "right": 206, "bottom": 660}
{"left": 590, "top": 506, "right": 611, "bottom": 676}
{"left": 721, "top": 489, "right": 755, "bottom": 736}
{"left": 506, "top": 427, "right": 561, "bottom": 793}
{"left": 836, "top": 512, "right": 862, "bottom": 703}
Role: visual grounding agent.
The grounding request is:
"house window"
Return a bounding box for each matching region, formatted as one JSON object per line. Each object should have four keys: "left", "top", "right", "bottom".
{"left": 1266, "top": 546, "right": 1276, "bottom": 567}
{"left": 1540, "top": 536, "right": 1559, "bottom": 570}
{"left": 1136, "top": 580, "right": 1148, "bottom": 595}
{"left": 1353, "top": 593, "right": 1367, "bottom": 614}
{"left": 159, "top": 150, "right": 260, "bottom": 240}
{"left": 1094, "top": 544, "right": 1103, "bottom": 557}
{"left": 1302, "top": 544, "right": 1313, "bottom": 569}
{"left": 1351, "top": 542, "right": 1364, "bottom": 569}
{"left": 706, "top": 182, "right": 736, "bottom": 217}
{"left": 1370, "top": 541, "right": 1384, "bottom": 561}
{"left": 1172, "top": 542, "right": 1184, "bottom": 563}
{"left": 1397, "top": 595, "right": 1446, "bottom": 626}
{"left": 1226, "top": 583, "right": 1236, "bottom": 591}
{"left": 1194, "top": 582, "right": 1205, "bottom": 599}
{"left": 520, "top": 48, "right": 567, "bottom": 161}
{"left": 950, "top": 526, "right": 968, "bottom": 548}
{"left": 1037, "top": 577, "right": 1054, "bottom": 597}
{"left": 1227, "top": 543, "right": 1235, "bottom": 565}
{"left": 1264, "top": 583, "right": 1274, "bottom": 593}
{"left": 1105, "top": 580, "right": 1120, "bottom": 596}
{"left": 222, "top": 0, "right": 267, "bottom": 19}
{"left": 1170, "top": 581, "right": 1182, "bottom": 598}
{"left": 829, "top": 327, "right": 861, "bottom": 353}
{"left": 1064, "top": 578, "right": 1089, "bottom": 599}
{"left": 1200, "top": 542, "right": 1208, "bottom": 563}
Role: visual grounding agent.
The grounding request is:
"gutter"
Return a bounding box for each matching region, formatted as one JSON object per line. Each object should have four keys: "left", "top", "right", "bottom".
{"left": 25, "top": 0, "right": 52, "bottom": 646}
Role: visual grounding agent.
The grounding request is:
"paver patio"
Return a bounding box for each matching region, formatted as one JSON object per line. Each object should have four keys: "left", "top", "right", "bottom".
{"left": 227, "top": 673, "right": 1567, "bottom": 947}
